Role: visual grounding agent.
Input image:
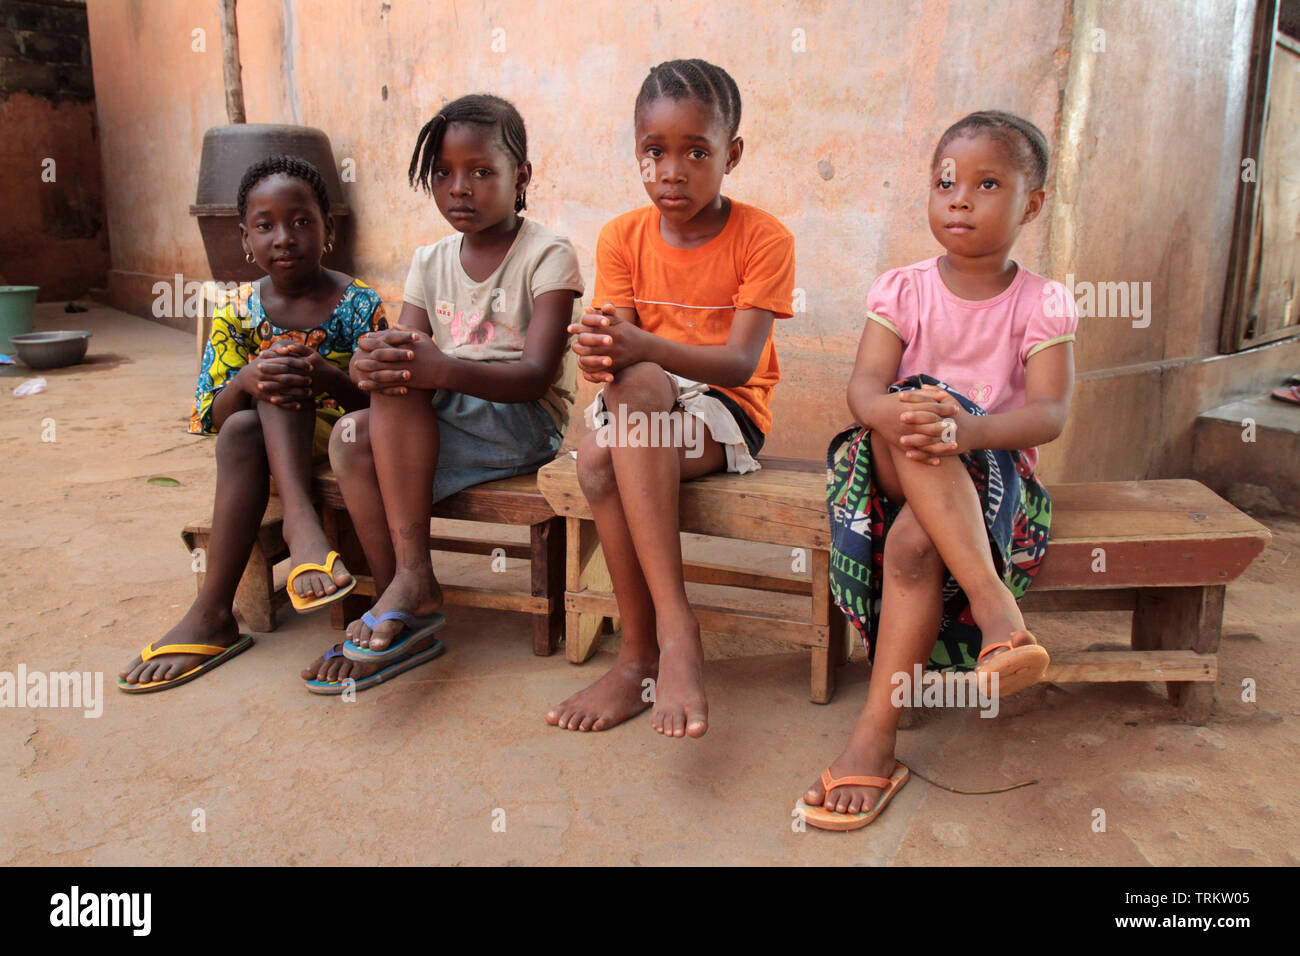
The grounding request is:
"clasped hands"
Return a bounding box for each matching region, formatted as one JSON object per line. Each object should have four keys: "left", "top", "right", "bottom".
{"left": 241, "top": 340, "right": 332, "bottom": 411}
{"left": 349, "top": 324, "right": 444, "bottom": 395}
{"left": 883, "top": 384, "right": 979, "bottom": 465}
{"left": 570, "top": 302, "right": 642, "bottom": 384}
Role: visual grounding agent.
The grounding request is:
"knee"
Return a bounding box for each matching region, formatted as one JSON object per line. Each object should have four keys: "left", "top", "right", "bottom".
{"left": 602, "top": 361, "right": 673, "bottom": 415}
{"left": 884, "top": 516, "right": 942, "bottom": 583}
{"left": 215, "top": 409, "right": 264, "bottom": 460}
{"left": 328, "top": 410, "right": 370, "bottom": 471}
{"left": 576, "top": 430, "right": 616, "bottom": 501}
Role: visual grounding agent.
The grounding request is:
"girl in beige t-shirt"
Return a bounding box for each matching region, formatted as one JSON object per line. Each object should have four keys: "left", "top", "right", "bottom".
{"left": 301, "top": 94, "right": 583, "bottom": 694}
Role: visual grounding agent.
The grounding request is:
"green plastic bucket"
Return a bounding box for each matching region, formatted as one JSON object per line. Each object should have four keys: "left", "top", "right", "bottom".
{"left": 0, "top": 286, "right": 39, "bottom": 348}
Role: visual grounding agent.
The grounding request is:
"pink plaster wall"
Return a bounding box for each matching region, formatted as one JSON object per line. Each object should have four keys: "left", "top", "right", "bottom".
{"left": 84, "top": 0, "right": 1299, "bottom": 479}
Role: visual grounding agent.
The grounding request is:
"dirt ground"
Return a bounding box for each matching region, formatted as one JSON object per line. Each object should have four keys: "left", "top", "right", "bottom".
{"left": 1, "top": 303, "right": 1296, "bottom": 865}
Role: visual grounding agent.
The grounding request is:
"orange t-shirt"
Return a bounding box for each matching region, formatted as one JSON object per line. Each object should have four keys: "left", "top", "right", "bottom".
{"left": 592, "top": 200, "right": 795, "bottom": 434}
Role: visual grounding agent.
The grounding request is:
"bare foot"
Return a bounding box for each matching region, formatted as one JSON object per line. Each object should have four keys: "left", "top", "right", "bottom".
{"left": 287, "top": 526, "right": 352, "bottom": 602}
{"left": 119, "top": 605, "right": 240, "bottom": 686}
{"left": 546, "top": 657, "right": 658, "bottom": 732}
{"left": 803, "top": 737, "right": 898, "bottom": 815}
{"left": 346, "top": 569, "right": 443, "bottom": 653}
{"left": 651, "top": 611, "right": 708, "bottom": 738}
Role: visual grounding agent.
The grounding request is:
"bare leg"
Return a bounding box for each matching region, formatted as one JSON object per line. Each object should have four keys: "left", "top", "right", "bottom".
{"left": 301, "top": 407, "right": 433, "bottom": 684}
{"left": 121, "top": 410, "right": 269, "bottom": 684}
{"left": 257, "top": 399, "right": 351, "bottom": 600}
{"left": 345, "top": 387, "right": 443, "bottom": 652}
{"left": 804, "top": 501, "right": 944, "bottom": 812}
{"left": 545, "top": 363, "right": 724, "bottom": 738}
{"left": 804, "top": 427, "right": 1035, "bottom": 812}
{"left": 328, "top": 410, "right": 398, "bottom": 612}
{"left": 546, "top": 429, "right": 663, "bottom": 732}
{"left": 874, "top": 436, "right": 1027, "bottom": 653}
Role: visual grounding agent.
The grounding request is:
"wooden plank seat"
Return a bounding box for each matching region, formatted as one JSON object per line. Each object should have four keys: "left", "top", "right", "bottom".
{"left": 1019, "top": 479, "right": 1270, "bottom": 722}
{"left": 536, "top": 455, "right": 1271, "bottom": 722}
{"left": 181, "top": 464, "right": 565, "bottom": 655}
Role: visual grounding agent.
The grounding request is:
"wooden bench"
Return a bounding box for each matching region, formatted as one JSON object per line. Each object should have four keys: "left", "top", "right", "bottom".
{"left": 538, "top": 456, "right": 848, "bottom": 701}
{"left": 1023, "top": 479, "right": 1269, "bottom": 722}
{"left": 182, "top": 465, "right": 566, "bottom": 655}
{"left": 536, "top": 456, "right": 1271, "bottom": 722}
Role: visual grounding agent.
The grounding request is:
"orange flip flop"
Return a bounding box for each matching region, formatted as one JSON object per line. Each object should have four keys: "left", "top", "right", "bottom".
{"left": 975, "top": 630, "right": 1049, "bottom": 697}
{"left": 1270, "top": 385, "right": 1300, "bottom": 406}
{"left": 794, "top": 761, "right": 910, "bottom": 832}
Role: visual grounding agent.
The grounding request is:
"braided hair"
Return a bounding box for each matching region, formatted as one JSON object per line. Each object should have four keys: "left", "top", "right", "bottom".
{"left": 408, "top": 94, "right": 529, "bottom": 211}
{"left": 236, "top": 155, "right": 331, "bottom": 219}
{"left": 634, "top": 59, "right": 742, "bottom": 139}
{"left": 932, "top": 111, "right": 1050, "bottom": 190}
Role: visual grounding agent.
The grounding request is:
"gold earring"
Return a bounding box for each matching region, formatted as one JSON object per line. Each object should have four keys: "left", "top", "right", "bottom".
{"left": 245, "top": 251, "right": 254, "bottom": 264}
{"left": 325, "top": 241, "right": 334, "bottom": 254}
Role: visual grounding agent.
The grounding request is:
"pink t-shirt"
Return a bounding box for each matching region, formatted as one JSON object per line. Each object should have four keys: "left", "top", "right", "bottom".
{"left": 865, "top": 256, "right": 1078, "bottom": 471}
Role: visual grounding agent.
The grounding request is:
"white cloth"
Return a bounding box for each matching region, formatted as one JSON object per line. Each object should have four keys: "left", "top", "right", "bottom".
{"left": 581, "top": 370, "right": 760, "bottom": 475}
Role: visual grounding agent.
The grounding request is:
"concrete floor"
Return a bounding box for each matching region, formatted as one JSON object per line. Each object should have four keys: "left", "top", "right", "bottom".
{"left": 1, "top": 304, "right": 1297, "bottom": 865}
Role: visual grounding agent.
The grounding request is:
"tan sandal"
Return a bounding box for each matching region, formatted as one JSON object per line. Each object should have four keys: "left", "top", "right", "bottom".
{"left": 794, "top": 762, "right": 910, "bottom": 832}
{"left": 975, "top": 630, "right": 1049, "bottom": 697}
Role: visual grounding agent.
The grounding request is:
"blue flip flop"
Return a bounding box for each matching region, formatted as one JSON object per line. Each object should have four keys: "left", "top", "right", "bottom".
{"left": 304, "top": 641, "right": 445, "bottom": 695}
{"left": 341, "top": 609, "right": 446, "bottom": 663}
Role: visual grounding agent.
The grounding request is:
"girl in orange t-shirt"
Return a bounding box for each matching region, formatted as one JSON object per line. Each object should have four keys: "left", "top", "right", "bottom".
{"left": 545, "top": 58, "right": 795, "bottom": 740}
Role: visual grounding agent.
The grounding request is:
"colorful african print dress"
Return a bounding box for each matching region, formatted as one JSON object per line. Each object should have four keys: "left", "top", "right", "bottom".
{"left": 826, "top": 374, "right": 1052, "bottom": 671}
{"left": 189, "top": 279, "right": 387, "bottom": 435}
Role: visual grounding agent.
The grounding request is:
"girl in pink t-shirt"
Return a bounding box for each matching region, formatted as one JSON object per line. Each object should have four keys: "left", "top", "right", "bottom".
{"left": 798, "top": 111, "right": 1078, "bottom": 832}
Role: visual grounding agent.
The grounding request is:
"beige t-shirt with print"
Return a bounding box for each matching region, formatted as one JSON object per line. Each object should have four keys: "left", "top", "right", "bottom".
{"left": 403, "top": 217, "right": 584, "bottom": 432}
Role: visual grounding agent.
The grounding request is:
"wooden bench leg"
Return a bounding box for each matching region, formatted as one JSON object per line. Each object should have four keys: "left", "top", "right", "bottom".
{"left": 833, "top": 605, "right": 851, "bottom": 665}
{"left": 182, "top": 529, "right": 211, "bottom": 599}
{"left": 810, "top": 549, "right": 838, "bottom": 704}
{"left": 1132, "top": 585, "right": 1225, "bottom": 724}
{"left": 565, "top": 517, "right": 614, "bottom": 663}
{"left": 184, "top": 513, "right": 287, "bottom": 633}
{"left": 530, "top": 517, "right": 565, "bottom": 656}
{"left": 185, "top": 526, "right": 276, "bottom": 633}
{"left": 233, "top": 539, "right": 278, "bottom": 633}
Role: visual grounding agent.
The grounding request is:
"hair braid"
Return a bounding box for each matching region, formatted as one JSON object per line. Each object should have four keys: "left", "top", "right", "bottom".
{"left": 408, "top": 93, "right": 530, "bottom": 211}
{"left": 635, "top": 58, "right": 742, "bottom": 139}
{"left": 236, "top": 155, "right": 331, "bottom": 219}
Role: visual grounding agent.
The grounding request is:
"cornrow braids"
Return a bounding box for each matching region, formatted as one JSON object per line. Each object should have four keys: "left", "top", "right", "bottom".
{"left": 634, "top": 58, "right": 742, "bottom": 139}
{"left": 236, "top": 154, "right": 331, "bottom": 219}
{"left": 932, "top": 110, "right": 1050, "bottom": 191}
{"left": 408, "top": 93, "right": 530, "bottom": 211}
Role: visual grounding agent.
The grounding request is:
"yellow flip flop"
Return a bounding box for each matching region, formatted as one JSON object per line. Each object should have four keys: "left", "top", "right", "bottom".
{"left": 117, "top": 635, "right": 254, "bottom": 694}
{"left": 287, "top": 550, "right": 356, "bottom": 612}
{"left": 795, "top": 761, "right": 911, "bottom": 831}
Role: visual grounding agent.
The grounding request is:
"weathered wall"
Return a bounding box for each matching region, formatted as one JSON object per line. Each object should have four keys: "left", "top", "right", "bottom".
{"left": 84, "top": 0, "right": 1300, "bottom": 481}
{"left": 0, "top": 0, "right": 109, "bottom": 300}
{"left": 1038, "top": 0, "right": 1300, "bottom": 482}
